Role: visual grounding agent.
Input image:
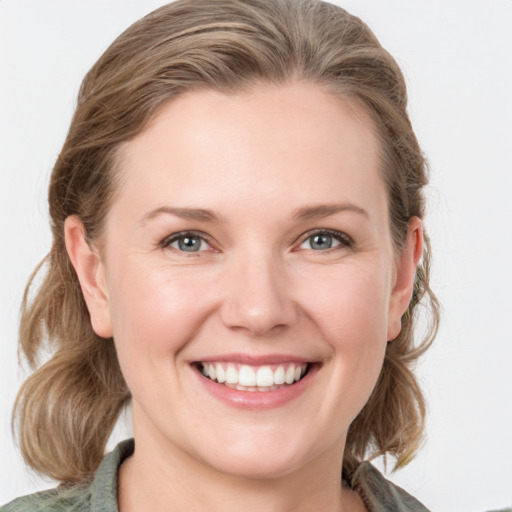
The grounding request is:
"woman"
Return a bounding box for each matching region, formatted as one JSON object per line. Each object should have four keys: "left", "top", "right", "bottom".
{"left": 4, "top": 0, "right": 440, "bottom": 510}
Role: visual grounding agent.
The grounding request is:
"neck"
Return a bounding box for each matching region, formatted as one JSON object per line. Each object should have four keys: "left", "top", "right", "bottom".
{"left": 118, "top": 430, "right": 362, "bottom": 512}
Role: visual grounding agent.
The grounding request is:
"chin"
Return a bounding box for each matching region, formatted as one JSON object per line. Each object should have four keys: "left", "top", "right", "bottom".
{"left": 207, "top": 451, "right": 306, "bottom": 480}
{"left": 189, "top": 427, "right": 328, "bottom": 481}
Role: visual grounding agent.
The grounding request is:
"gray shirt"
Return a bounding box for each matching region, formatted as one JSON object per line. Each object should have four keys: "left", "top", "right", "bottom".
{"left": 2, "top": 438, "right": 433, "bottom": 511}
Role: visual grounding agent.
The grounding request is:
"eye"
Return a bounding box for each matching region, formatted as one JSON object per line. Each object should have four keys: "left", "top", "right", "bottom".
{"left": 161, "top": 232, "right": 212, "bottom": 253}
{"left": 299, "top": 230, "right": 352, "bottom": 251}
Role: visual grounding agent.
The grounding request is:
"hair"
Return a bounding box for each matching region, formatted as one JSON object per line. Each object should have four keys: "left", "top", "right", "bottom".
{"left": 14, "top": 0, "right": 439, "bottom": 484}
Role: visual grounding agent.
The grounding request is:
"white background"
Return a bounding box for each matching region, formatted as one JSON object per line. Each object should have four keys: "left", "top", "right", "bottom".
{"left": 1, "top": 1, "right": 511, "bottom": 510}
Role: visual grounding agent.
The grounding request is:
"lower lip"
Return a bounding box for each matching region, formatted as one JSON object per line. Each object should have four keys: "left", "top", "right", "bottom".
{"left": 193, "top": 365, "right": 318, "bottom": 410}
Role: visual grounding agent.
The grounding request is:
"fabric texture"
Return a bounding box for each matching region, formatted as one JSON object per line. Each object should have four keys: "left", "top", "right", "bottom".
{"left": 0, "top": 439, "right": 438, "bottom": 511}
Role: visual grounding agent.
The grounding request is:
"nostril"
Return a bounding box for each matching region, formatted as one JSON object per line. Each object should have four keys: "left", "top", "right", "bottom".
{"left": 220, "top": 298, "right": 298, "bottom": 336}
{"left": 218, "top": 260, "right": 298, "bottom": 334}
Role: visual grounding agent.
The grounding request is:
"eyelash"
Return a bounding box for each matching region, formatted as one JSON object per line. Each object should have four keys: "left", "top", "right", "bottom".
{"left": 297, "top": 229, "right": 353, "bottom": 252}
{"left": 159, "top": 230, "right": 215, "bottom": 253}
{"left": 160, "top": 228, "right": 353, "bottom": 255}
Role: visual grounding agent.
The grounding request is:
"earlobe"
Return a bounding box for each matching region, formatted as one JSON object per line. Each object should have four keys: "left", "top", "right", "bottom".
{"left": 387, "top": 217, "right": 423, "bottom": 341}
{"left": 64, "top": 215, "right": 113, "bottom": 338}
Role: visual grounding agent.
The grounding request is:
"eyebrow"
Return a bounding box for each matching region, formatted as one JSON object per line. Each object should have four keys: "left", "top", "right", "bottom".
{"left": 140, "top": 206, "right": 221, "bottom": 224}
{"left": 292, "top": 203, "right": 369, "bottom": 221}
{"left": 140, "top": 203, "right": 368, "bottom": 225}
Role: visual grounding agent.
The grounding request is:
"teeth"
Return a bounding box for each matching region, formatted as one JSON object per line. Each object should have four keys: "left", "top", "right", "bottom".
{"left": 216, "top": 365, "right": 226, "bottom": 383}
{"left": 239, "top": 365, "right": 256, "bottom": 387}
{"left": 274, "top": 365, "right": 285, "bottom": 385}
{"left": 225, "top": 365, "right": 238, "bottom": 384}
{"left": 200, "top": 362, "right": 308, "bottom": 390}
{"left": 256, "top": 366, "right": 274, "bottom": 387}
{"left": 285, "top": 366, "right": 296, "bottom": 384}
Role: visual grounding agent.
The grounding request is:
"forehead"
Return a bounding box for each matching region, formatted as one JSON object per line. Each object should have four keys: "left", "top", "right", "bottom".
{"left": 114, "top": 82, "right": 385, "bottom": 221}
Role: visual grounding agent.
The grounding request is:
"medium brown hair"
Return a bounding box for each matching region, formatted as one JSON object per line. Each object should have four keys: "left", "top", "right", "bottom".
{"left": 14, "top": 0, "right": 439, "bottom": 484}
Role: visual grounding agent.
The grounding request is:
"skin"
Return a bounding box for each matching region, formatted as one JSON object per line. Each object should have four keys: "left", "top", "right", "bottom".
{"left": 65, "top": 82, "right": 422, "bottom": 512}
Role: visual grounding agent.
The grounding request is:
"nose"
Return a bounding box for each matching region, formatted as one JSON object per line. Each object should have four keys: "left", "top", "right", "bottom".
{"left": 219, "top": 251, "right": 298, "bottom": 336}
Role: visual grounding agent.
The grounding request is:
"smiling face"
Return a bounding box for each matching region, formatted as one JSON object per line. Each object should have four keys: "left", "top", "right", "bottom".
{"left": 65, "top": 82, "right": 421, "bottom": 480}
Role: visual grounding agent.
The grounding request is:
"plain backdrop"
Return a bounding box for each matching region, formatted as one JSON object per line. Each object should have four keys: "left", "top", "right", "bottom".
{"left": 1, "top": 1, "right": 511, "bottom": 511}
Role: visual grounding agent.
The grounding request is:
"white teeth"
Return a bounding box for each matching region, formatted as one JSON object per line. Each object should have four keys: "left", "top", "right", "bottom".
{"left": 238, "top": 365, "right": 256, "bottom": 387}
{"left": 256, "top": 366, "right": 274, "bottom": 387}
{"left": 216, "top": 364, "right": 226, "bottom": 383}
{"left": 285, "top": 366, "right": 295, "bottom": 384}
{"left": 226, "top": 365, "right": 238, "bottom": 384}
{"left": 200, "top": 362, "right": 308, "bottom": 389}
{"left": 274, "top": 365, "right": 285, "bottom": 385}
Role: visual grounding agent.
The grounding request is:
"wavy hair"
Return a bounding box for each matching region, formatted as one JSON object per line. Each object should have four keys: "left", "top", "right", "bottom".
{"left": 14, "top": 0, "right": 439, "bottom": 484}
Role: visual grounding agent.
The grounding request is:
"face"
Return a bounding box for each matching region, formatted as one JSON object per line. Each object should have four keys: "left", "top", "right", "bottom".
{"left": 67, "top": 82, "right": 420, "bottom": 479}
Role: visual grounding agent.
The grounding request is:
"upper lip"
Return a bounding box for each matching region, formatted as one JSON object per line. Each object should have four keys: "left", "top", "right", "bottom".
{"left": 192, "top": 353, "right": 315, "bottom": 365}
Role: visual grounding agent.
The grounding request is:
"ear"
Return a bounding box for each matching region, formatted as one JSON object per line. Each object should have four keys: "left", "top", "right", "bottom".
{"left": 387, "top": 217, "right": 423, "bottom": 341}
{"left": 64, "top": 215, "right": 113, "bottom": 338}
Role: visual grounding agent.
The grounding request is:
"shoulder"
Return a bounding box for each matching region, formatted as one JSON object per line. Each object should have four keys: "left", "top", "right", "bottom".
{"left": 1, "top": 487, "right": 91, "bottom": 512}
{"left": 2, "top": 439, "right": 134, "bottom": 512}
{"left": 349, "top": 463, "right": 512, "bottom": 512}
{"left": 349, "top": 462, "right": 430, "bottom": 512}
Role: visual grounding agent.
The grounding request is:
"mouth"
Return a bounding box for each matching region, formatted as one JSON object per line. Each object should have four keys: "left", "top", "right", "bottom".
{"left": 193, "top": 361, "right": 313, "bottom": 392}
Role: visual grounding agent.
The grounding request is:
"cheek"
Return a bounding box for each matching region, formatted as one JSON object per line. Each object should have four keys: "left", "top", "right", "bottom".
{"left": 303, "top": 262, "right": 392, "bottom": 347}
{"left": 301, "top": 263, "right": 391, "bottom": 414}
{"left": 107, "top": 265, "right": 216, "bottom": 373}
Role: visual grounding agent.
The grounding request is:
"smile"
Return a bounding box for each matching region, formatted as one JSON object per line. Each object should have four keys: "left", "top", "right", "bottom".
{"left": 198, "top": 362, "right": 309, "bottom": 392}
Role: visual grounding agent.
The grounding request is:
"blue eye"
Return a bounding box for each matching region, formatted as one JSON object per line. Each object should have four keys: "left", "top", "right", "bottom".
{"left": 299, "top": 230, "right": 350, "bottom": 251}
{"left": 164, "top": 232, "right": 211, "bottom": 252}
